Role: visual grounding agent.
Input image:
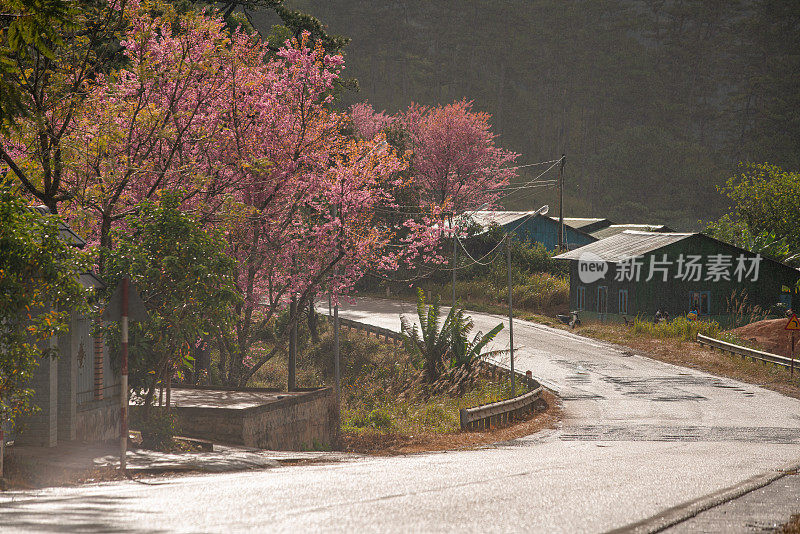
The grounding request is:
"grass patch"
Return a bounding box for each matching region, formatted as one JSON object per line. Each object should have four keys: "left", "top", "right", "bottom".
{"left": 444, "top": 272, "right": 570, "bottom": 316}
{"left": 342, "top": 377, "right": 519, "bottom": 435}
{"left": 629, "top": 316, "right": 722, "bottom": 341}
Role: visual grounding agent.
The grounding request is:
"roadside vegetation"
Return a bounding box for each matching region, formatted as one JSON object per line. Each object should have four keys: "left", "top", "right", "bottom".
{"left": 0, "top": 185, "right": 91, "bottom": 430}
{"left": 243, "top": 321, "right": 554, "bottom": 453}
{"left": 781, "top": 514, "right": 800, "bottom": 534}
{"left": 236, "top": 292, "right": 556, "bottom": 453}
{"left": 364, "top": 231, "right": 570, "bottom": 318}
{"left": 628, "top": 316, "right": 721, "bottom": 341}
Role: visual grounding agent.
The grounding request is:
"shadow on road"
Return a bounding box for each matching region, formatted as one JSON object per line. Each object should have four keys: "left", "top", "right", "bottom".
{"left": 0, "top": 493, "right": 164, "bottom": 533}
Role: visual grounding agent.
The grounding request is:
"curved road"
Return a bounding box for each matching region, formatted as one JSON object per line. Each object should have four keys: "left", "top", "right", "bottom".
{"left": 2, "top": 297, "right": 800, "bottom": 533}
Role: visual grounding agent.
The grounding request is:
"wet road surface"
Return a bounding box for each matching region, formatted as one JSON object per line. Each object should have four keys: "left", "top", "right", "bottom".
{"left": 2, "top": 297, "right": 799, "bottom": 533}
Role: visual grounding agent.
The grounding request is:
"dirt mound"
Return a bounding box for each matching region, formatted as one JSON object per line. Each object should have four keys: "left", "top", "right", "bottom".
{"left": 729, "top": 318, "right": 797, "bottom": 357}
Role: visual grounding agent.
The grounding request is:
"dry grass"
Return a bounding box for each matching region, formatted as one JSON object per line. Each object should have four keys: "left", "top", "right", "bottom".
{"left": 250, "top": 323, "right": 563, "bottom": 454}
{"left": 782, "top": 514, "right": 800, "bottom": 534}
{"left": 342, "top": 391, "right": 560, "bottom": 455}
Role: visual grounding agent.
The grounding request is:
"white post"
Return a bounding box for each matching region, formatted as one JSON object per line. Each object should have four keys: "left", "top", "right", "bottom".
{"left": 0, "top": 424, "right": 5, "bottom": 480}
{"left": 120, "top": 278, "right": 129, "bottom": 473}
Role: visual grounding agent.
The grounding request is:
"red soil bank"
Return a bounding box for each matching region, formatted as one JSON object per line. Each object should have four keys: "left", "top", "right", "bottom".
{"left": 730, "top": 318, "right": 798, "bottom": 357}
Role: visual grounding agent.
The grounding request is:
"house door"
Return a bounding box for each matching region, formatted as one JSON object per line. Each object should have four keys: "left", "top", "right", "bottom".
{"left": 597, "top": 286, "right": 608, "bottom": 314}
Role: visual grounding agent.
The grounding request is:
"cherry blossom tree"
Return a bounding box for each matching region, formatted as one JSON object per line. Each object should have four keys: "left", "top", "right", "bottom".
{"left": 345, "top": 99, "right": 518, "bottom": 282}
{"left": 401, "top": 99, "right": 519, "bottom": 214}
{"left": 62, "top": 5, "right": 238, "bottom": 270}
{"left": 4, "top": 1, "right": 488, "bottom": 388}
{"left": 210, "top": 34, "right": 410, "bottom": 384}
{"left": 349, "top": 102, "right": 393, "bottom": 140}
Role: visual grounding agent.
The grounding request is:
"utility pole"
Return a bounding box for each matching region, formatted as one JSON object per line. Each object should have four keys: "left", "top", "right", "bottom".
{"left": 452, "top": 224, "right": 458, "bottom": 311}
{"left": 557, "top": 154, "right": 566, "bottom": 251}
{"left": 506, "top": 234, "right": 515, "bottom": 396}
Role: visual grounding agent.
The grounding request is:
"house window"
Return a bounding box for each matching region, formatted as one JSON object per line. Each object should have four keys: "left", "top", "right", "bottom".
{"left": 597, "top": 286, "right": 608, "bottom": 313}
{"left": 619, "top": 289, "right": 628, "bottom": 315}
{"left": 577, "top": 286, "right": 586, "bottom": 310}
{"left": 780, "top": 286, "right": 792, "bottom": 309}
{"left": 690, "top": 291, "right": 711, "bottom": 315}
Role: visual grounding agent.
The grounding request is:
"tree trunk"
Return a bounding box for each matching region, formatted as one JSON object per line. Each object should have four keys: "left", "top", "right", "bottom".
{"left": 193, "top": 339, "right": 210, "bottom": 385}
{"left": 308, "top": 301, "right": 319, "bottom": 343}
{"left": 216, "top": 335, "right": 228, "bottom": 384}
{"left": 288, "top": 298, "right": 297, "bottom": 391}
{"left": 98, "top": 214, "right": 113, "bottom": 275}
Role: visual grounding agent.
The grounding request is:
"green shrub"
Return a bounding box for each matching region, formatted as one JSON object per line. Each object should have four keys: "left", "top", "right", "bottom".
{"left": 345, "top": 407, "right": 394, "bottom": 430}
{"left": 137, "top": 408, "right": 178, "bottom": 450}
{"left": 512, "top": 273, "right": 570, "bottom": 310}
{"left": 631, "top": 316, "right": 720, "bottom": 341}
{"left": 366, "top": 408, "right": 394, "bottom": 429}
{"left": 419, "top": 404, "right": 451, "bottom": 430}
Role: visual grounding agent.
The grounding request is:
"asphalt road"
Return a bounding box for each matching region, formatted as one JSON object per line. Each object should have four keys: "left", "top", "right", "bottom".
{"left": 3, "top": 297, "right": 800, "bottom": 533}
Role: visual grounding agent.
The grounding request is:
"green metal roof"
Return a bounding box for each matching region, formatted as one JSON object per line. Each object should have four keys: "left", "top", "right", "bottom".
{"left": 589, "top": 224, "right": 673, "bottom": 240}
{"left": 555, "top": 217, "right": 612, "bottom": 232}
{"left": 553, "top": 231, "right": 693, "bottom": 262}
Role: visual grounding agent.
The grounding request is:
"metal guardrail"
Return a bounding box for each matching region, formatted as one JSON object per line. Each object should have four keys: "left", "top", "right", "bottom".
{"left": 459, "top": 385, "right": 544, "bottom": 431}
{"left": 697, "top": 333, "right": 797, "bottom": 372}
{"left": 329, "top": 315, "right": 547, "bottom": 431}
{"left": 335, "top": 316, "right": 403, "bottom": 344}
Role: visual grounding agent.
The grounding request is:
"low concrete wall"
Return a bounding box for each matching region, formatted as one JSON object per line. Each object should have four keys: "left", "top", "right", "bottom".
{"left": 152, "top": 387, "right": 339, "bottom": 451}
{"left": 76, "top": 399, "right": 121, "bottom": 443}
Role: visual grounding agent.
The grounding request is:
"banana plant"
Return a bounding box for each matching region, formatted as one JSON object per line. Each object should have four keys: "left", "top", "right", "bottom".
{"left": 401, "top": 288, "right": 504, "bottom": 384}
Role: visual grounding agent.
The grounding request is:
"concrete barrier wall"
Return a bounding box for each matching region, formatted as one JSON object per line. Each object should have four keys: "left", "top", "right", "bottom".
{"left": 169, "top": 387, "right": 339, "bottom": 451}
{"left": 243, "top": 388, "right": 338, "bottom": 450}
{"left": 76, "top": 400, "right": 121, "bottom": 443}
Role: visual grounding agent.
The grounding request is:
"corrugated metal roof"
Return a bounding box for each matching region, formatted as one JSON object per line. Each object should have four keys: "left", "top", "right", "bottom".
{"left": 464, "top": 212, "right": 611, "bottom": 231}
{"left": 467, "top": 210, "right": 546, "bottom": 227}
{"left": 554, "top": 231, "right": 693, "bottom": 262}
{"left": 590, "top": 224, "right": 672, "bottom": 240}
{"left": 30, "top": 205, "right": 86, "bottom": 248}
{"left": 556, "top": 217, "right": 611, "bottom": 231}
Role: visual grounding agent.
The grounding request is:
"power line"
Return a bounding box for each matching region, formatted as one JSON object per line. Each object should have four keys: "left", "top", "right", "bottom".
{"left": 483, "top": 180, "right": 557, "bottom": 194}
{"left": 463, "top": 158, "right": 561, "bottom": 218}
{"left": 503, "top": 158, "right": 561, "bottom": 171}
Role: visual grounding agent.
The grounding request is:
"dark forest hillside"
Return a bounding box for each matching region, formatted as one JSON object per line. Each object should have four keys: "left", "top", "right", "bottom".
{"left": 250, "top": 1, "right": 800, "bottom": 230}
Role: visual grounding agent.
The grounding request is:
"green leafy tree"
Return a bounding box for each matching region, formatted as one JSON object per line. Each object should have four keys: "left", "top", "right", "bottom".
{"left": 0, "top": 0, "right": 126, "bottom": 212}
{"left": 706, "top": 163, "right": 800, "bottom": 266}
{"left": 103, "top": 193, "right": 241, "bottom": 411}
{"left": 401, "top": 288, "right": 503, "bottom": 384}
{"left": 0, "top": 179, "right": 89, "bottom": 429}
{"left": 0, "top": 0, "right": 73, "bottom": 131}
{"left": 182, "top": 0, "right": 349, "bottom": 53}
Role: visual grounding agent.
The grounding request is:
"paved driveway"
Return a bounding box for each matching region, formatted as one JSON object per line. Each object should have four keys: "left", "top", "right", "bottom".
{"left": 2, "top": 297, "right": 799, "bottom": 533}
